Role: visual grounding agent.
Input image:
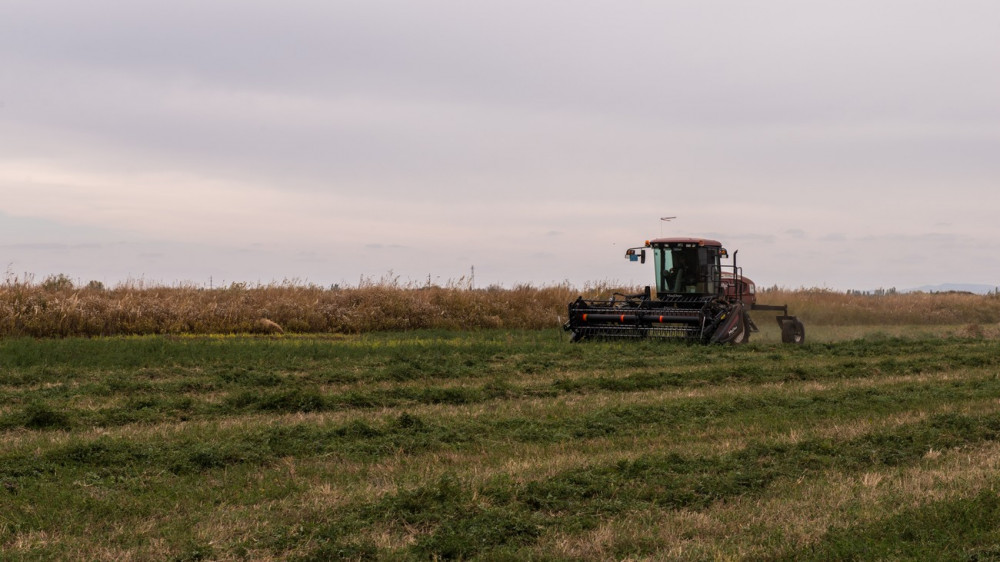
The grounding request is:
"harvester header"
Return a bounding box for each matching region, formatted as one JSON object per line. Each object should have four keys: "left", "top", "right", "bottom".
{"left": 564, "top": 237, "right": 804, "bottom": 344}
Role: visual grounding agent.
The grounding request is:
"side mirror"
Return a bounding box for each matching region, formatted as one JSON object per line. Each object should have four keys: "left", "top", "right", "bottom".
{"left": 625, "top": 249, "right": 646, "bottom": 263}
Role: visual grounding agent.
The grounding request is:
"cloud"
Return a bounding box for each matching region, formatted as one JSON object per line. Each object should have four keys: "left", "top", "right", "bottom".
{"left": 2, "top": 1, "right": 1000, "bottom": 290}
{"left": 0, "top": 242, "right": 101, "bottom": 251}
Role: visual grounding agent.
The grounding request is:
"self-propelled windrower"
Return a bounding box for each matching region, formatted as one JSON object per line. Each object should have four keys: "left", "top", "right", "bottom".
{"left": 564, "top": 238, "right": 805, "bottom": 344}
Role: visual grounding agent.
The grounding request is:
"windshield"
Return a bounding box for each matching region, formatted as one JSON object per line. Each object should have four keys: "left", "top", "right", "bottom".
{"left": 653, "top": 244, "right": 721, "bottom": 295}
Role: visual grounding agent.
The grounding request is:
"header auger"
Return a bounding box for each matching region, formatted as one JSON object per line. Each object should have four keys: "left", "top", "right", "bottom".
{"left": 564, "top": 238, "right": 805, "bottom": 344}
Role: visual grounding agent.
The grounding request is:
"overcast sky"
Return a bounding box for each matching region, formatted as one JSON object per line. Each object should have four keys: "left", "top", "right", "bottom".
{"left": 2, "top": 1, "right": 998, "bottom": 291}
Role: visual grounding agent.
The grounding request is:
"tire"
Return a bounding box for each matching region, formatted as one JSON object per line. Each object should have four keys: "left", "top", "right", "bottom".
{"left": 781, "top": 319, "right": 805, "bottom": 344}
{"left": 734, "top": 319, "right": 751, "bottom": 344}
{"left": 792, "top": 320, "right": 805, "bottom": 344}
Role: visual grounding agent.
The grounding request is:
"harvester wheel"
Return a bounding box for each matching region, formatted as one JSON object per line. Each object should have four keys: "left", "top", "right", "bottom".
{"left": 734, "top": 319, "right": 751, "bottom": 344}
{"left": 781, "top": 319, "right": 805, "bottom": 344}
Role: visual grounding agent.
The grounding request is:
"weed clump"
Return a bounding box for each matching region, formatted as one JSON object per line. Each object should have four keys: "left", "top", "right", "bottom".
{"left": 19, "top": 402, "right": 73, "bottom": 430}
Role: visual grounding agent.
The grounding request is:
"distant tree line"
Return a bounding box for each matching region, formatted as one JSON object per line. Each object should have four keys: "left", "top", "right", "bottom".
{"left": 846, "top": 288, "right": 899, "bottom": 297}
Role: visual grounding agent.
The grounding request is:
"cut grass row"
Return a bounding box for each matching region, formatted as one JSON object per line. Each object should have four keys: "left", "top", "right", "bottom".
{"left": 3, "top": 330, "right": 1000, "bottom": 559}
{"left": 3, "top": 333, "right": 999, "bottom": 431}
{"left": 8, "top": 402, "right": 999, "bottom": 559}
{"left": 531, "top": 440, "right": 1000, "bottom": 560}
{"left": 5, "top": 368, "right": 1000, "bottom": 476}
{"left": 290, "top": 409, "right": 1000, "bottom": 560}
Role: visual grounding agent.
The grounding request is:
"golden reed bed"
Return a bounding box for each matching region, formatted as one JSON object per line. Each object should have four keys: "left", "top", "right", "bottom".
{"left": 2, "top": 274, "right": 999, "bottom": 337}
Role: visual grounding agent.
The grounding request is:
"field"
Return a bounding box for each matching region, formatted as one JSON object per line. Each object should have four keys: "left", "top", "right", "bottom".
{"left": 4, "top": 321, "right": 1000, "bottom": 560}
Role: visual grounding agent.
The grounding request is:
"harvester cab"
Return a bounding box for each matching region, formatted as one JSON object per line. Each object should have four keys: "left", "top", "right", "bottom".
{"left": 565, "top": 238, "right": 805, "bottom": 344}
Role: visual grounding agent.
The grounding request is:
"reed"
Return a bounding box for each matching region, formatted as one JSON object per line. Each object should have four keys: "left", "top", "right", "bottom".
{"left": 766, "top": 287, "right": 1000, "bottom": 326}
{"left": 1, "top": 272, "right": 998, "bottom": 337}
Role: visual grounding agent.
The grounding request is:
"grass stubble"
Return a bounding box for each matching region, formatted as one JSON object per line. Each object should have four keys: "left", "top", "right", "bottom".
{"left": 3, "top": 326, "right": 1000, "bottom": 559}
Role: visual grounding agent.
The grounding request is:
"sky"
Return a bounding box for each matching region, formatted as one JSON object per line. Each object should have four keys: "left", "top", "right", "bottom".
{"left": 2, "top": 1, "right": 999, "bottom": 291}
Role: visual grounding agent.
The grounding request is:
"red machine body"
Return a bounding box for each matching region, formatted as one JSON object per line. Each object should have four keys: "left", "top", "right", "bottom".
{"left": 565, "top": 238, "right": 804, "bottom": 344}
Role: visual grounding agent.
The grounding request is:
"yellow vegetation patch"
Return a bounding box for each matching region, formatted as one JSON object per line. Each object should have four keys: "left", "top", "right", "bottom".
{"left": 3, "top": 276, "right": 1000, "bottom": 336}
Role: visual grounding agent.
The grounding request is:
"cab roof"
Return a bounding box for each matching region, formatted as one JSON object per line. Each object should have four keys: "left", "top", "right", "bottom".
{"left": 648, "top": 237, "right": 723, "bottom": 247}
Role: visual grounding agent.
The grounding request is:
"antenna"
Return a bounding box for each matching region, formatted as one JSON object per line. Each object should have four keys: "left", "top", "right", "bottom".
{"left": 659, "top": 216, "right": 676, "bottom": 236}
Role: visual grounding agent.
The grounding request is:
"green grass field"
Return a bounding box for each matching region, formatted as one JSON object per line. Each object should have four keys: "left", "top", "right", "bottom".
{"left": 3, "top": 327, "right": 1000, "bottom": 560}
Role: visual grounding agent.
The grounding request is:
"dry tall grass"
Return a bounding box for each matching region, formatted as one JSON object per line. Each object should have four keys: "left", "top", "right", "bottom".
{"left": 765, "top": 287, "right": 1000, "bottom": 326}
{"left": 0, "top": 273, "right": 631, "bottom": 337}
{"left": 1, "top": 273, "right": 998, "bottom": 337}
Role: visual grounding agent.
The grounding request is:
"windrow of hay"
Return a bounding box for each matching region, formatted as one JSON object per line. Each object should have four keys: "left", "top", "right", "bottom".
{"left": 2, "top": 274, "right": 1000, "bottom": 336}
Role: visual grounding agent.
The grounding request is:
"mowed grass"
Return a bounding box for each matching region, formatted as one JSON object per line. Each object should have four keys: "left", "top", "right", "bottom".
{"left": 3, "top": 328, "right": 1000, "bottom": 560}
